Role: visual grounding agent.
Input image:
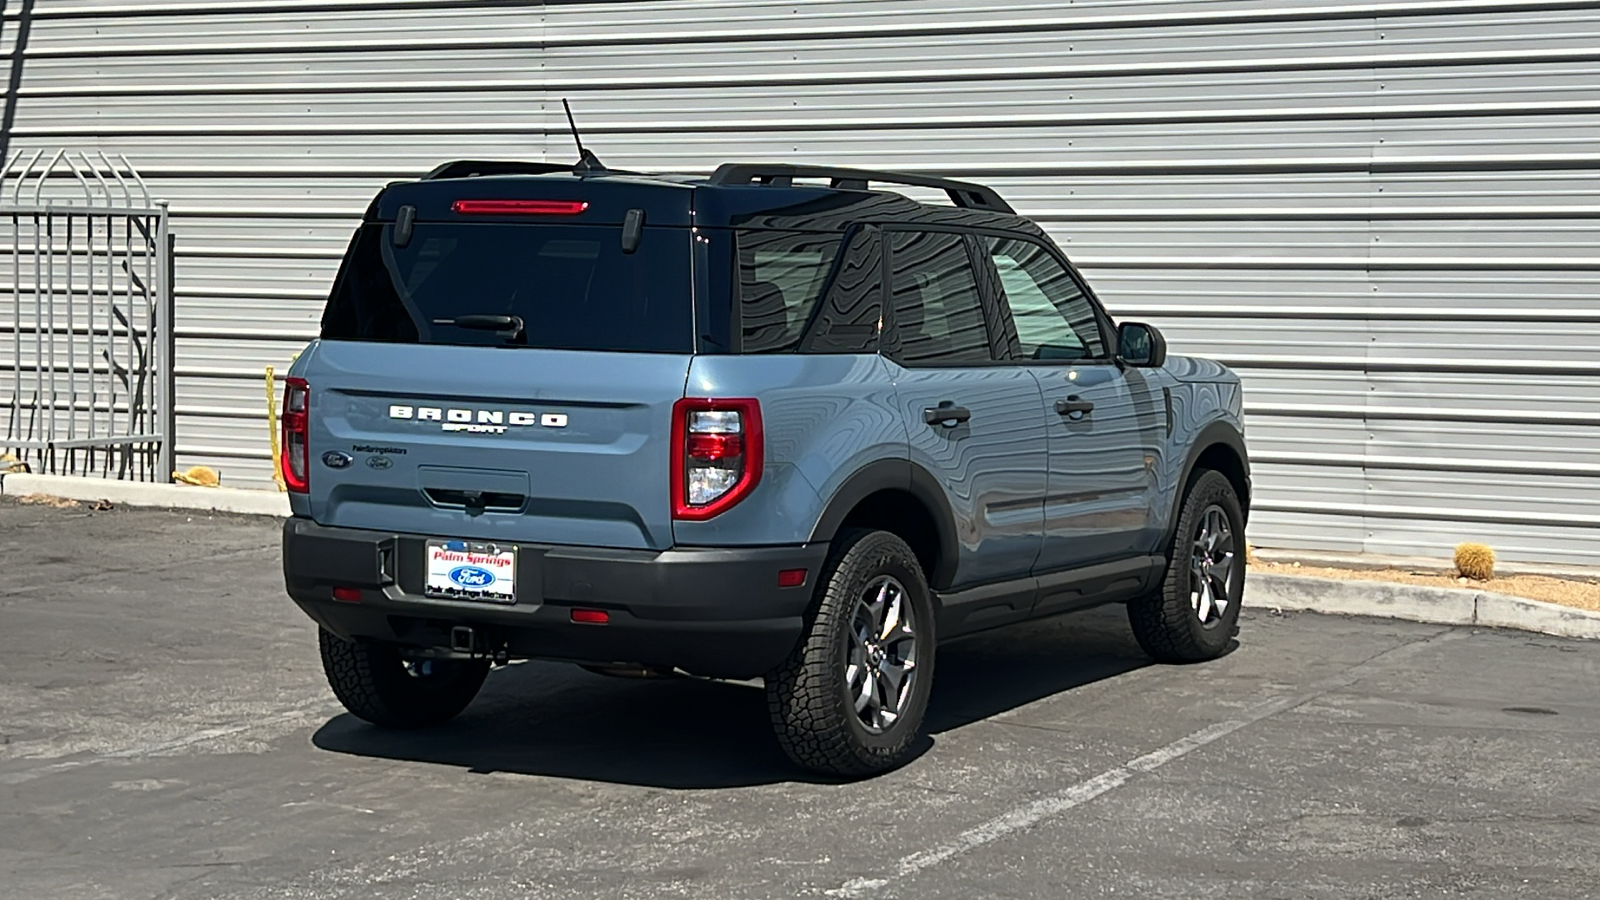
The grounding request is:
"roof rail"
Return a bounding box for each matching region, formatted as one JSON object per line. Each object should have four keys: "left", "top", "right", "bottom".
{"left": 707, "top": 163, "right": 1014, "bottom": 214}
{"left": 421, "top": 160, "right": 580, "bottom": 180}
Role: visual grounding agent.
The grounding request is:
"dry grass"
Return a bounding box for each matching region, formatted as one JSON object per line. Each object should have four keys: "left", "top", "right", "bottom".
{"left": 1254, "top": 560, "right": 1600, "bottom": 613}
{"left": 15, "top": 493, "right": 84, "bottom": 509}
{"left": 173, "top": 465, "right": 221, "bottom": 487}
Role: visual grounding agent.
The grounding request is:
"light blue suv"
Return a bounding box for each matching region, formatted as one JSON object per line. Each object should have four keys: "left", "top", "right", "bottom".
{"left": 281, "top": 160, "right": 1250, "bottom": 776}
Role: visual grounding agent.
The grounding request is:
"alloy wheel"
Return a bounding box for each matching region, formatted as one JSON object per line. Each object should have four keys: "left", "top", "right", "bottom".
{"left": 846, "top": 575, "right": 919, "bottom": 734}
{"left": 1190, "top": 504, "right": 1237, "bottom": 626}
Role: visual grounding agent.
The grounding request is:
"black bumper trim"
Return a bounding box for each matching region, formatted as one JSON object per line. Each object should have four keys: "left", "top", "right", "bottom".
{"left": 282, "top": 518, "right": 826, "bottom": 678}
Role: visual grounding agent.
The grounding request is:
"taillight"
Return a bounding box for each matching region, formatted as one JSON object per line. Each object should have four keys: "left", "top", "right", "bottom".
{"left": 280, "top": 377, "right": 310, "bottom": 494}
{"left": 451, "top": 199, "right": 589, "bottom": 216}
{"left": 672, "top": 398, "right": 761, "bottom": 521}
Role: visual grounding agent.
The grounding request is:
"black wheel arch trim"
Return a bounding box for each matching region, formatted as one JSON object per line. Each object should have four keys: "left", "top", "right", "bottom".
{"left": 1163, "top": 420, "right": 1251, "bottom": 553}
{"left": 808, "top": 458, "right": 961, "bottom": 591}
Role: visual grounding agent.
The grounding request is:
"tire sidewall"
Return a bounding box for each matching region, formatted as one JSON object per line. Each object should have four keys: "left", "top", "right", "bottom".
{"left": 320, "top": 628, "right": 489, "bottom": 728}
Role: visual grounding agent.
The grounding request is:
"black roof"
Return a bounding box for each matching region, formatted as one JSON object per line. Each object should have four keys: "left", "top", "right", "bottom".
{"left": 377, "top": 159, "right": 1033, "bottom": 234}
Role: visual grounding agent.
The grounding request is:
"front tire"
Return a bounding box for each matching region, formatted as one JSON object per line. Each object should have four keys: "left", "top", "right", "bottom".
{"left": 766, "top": 529, "right": 936, "bottom": 777}
{"left": 318, "top": 628, "right": 490, "bottom": 728}
{"left": 1128, "top": 469, "right": 1246, "bottom": 663}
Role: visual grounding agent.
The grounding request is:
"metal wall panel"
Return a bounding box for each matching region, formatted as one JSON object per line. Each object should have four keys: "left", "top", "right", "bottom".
{"left": 6, "top": 0, "right": 1598, "bottom": 563}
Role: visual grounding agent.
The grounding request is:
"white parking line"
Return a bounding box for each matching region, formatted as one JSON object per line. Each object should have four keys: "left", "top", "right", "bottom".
{"left": 830, "top": 628, "right": 1468, "bottom": 898}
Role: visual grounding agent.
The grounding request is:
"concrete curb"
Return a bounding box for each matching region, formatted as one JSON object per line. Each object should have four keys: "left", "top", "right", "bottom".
{"left": 0, "top": 472, "right": 290, "bottom": 517}
{"left": 3, "top": 473, "right": 1595, "bottom": 641}
{"left": 1247, "top": 572, "right": 1600, "bottom": 641}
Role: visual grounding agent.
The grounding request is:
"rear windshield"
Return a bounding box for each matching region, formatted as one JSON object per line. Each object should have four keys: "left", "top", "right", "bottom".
{"left": 321, "top": 222, "right": 694, "bottom": 352}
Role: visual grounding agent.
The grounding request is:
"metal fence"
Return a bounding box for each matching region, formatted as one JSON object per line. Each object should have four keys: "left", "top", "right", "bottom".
{"left": 0, "top": 150, "right": 173, "bottom": 481}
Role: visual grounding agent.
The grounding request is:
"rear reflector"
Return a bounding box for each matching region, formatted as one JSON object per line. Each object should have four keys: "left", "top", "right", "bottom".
{"left": 332, "top": 586, "right": 361, "bottom": 603}
{"left": 570, "top": 608, "right": 610, "bottom": 625}
{"left": 778, "top": 569, "right": 807, "bottom": 588}
{"left": 452, "top": 199, "right": 589, "bottom": 216}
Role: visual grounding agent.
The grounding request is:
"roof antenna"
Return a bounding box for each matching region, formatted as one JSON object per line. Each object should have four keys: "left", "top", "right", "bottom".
{"left": 563, "top": 99, "right": 605, "bottom": 174}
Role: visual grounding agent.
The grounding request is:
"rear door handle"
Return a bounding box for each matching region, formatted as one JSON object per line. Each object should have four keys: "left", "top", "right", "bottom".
{"left": 923, "top": 402, "right": 972, "bottom": 427}
{"left": 1055, "top": 396, "right": 1094, "bottom": 418}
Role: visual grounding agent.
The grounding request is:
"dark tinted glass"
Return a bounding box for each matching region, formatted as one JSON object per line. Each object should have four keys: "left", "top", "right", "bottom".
{"left": 737, "top": 230, "right": 841, "bottom": 353}
{"left": 321, "top": 223, "right": 694, "bottom": 352}
{"left": 886, "top": 230, "right": 992, "bottom": 366}
{"left": 982, "top": 235, "right": 1105, "bottom": 361}
{"left": 801, "top": 226, "right": 881, "bottom": 353}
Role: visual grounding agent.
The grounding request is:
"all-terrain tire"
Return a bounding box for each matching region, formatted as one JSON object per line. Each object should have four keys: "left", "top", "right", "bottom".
{"left": 766, "top": 529, "right": 936, "bottom": 777}
{"left": 318, "top": 628, "right": 490, "bottom": 728}
{"left": 1128, "top": 469, "right": 1246, "bottom": 663}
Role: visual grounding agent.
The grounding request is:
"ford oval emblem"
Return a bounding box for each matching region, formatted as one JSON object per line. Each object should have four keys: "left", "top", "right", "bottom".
{"left": 365, "top": 455, "right": 393, "bottom": 470}
{"left": 321, "top": 451, "right": 353, "bottom": 469}
{"left": 448, "top": 566, "right": 496, "bottom": 588}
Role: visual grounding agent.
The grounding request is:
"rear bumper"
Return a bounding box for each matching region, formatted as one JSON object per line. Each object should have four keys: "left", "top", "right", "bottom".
{"left": 282, "top": 518, "right": 826, "bottom": 679}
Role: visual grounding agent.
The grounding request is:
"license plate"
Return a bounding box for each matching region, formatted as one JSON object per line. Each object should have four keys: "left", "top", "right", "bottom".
{"left": 425, "top": 540, "right": 516, "bottom": 603}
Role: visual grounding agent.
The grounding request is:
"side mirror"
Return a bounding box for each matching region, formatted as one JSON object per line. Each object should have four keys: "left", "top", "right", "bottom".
{"left": 1117, "top": 322, "right": 1167, "bottom": 367}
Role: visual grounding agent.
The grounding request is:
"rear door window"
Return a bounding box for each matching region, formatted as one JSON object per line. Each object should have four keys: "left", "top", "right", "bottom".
{"left": 321, "top": 223, "right": 694, "bottom": 353}
{"left": 884, "top": 230, "right": 993, "bottom": 366}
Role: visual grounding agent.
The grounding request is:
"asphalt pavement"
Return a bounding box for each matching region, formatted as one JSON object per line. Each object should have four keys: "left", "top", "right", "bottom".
{"left": 2, "top": 498, "right": 1597, "bottom": 899}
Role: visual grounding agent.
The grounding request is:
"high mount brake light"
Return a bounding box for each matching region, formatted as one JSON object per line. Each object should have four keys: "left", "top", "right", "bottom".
{"left": 451, "top": 199, "right": 589, "bottom": 216}
{"left": 671, "top": 398, "right": 762, "bottom": 521}
{"left": 280, "top": 377, "right": 310, "bottom": 494}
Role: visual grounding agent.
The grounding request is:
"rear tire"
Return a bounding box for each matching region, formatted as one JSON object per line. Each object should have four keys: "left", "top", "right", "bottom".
{"left": 318, "top": 628, "right": 489, "bottom": 728}
{"left": 1128, "top": 469, "right": 1246, "bottom": 663}
{"left": 766, "top": 529, "right": 936, "bottom": 777}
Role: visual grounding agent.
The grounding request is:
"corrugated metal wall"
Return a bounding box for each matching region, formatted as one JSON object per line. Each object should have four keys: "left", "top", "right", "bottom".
{"left": 6, "top": 0, "right": 1598, "bottom": 564}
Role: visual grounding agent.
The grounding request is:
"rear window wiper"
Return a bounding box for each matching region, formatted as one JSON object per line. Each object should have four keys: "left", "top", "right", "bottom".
{"left": 432, "top": 314, "right": 525, "bottom": 343}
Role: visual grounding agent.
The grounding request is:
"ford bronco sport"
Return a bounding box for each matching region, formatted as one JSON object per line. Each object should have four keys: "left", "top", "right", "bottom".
{"left": 281, "top": 158, "right": 1249, "bottom": 776}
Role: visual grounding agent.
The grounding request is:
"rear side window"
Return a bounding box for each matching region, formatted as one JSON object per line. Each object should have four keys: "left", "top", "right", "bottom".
{"left": 737, "top": 230, "right": 840, "bottom": 353}
{"left": 321, "top": 223, "right": 694, "bottom": 353}
{"left": 802, "top": 226, "right": 882, "bottom": 353}
{"left": 735, "top": 227, "right": 883, "bottom": 354}
{"left": 884, "top": 230, "right": 992, "bottom": 366}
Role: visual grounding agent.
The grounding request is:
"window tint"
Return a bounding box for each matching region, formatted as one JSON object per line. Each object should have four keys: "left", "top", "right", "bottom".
{"left": 737, "top": 230, "right": 840, "bottom": 353}
{"left": 801, "top": 226, "right": 882, "bottom": 353}
{"left": 321, "top": 222, "right": 694, "bottom": 352}
{"left": 886, "top": 230, "right": 992, "bottom": 366}
{"left": 983, "top": 235, "right": 1105, "bottom": 361}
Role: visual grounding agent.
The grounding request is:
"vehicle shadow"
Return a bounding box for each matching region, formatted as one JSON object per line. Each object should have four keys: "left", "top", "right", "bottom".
{"left": 310, "top": 604, "right": 1151, "bottom": 788}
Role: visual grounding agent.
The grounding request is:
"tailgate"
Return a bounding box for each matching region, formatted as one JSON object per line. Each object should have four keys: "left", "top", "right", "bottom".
{"left": 298, "top": 341, "right": 690, "bottom": 550}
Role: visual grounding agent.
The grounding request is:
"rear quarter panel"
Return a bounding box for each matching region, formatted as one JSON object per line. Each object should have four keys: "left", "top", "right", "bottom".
{"left": 674, "top": 355, "right": 905, "bottom": 546}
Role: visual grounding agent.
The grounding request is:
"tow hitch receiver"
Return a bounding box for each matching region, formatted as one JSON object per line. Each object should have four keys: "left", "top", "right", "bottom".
{"left": 448, "top": 625, "right": 510, "bottom": 666}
